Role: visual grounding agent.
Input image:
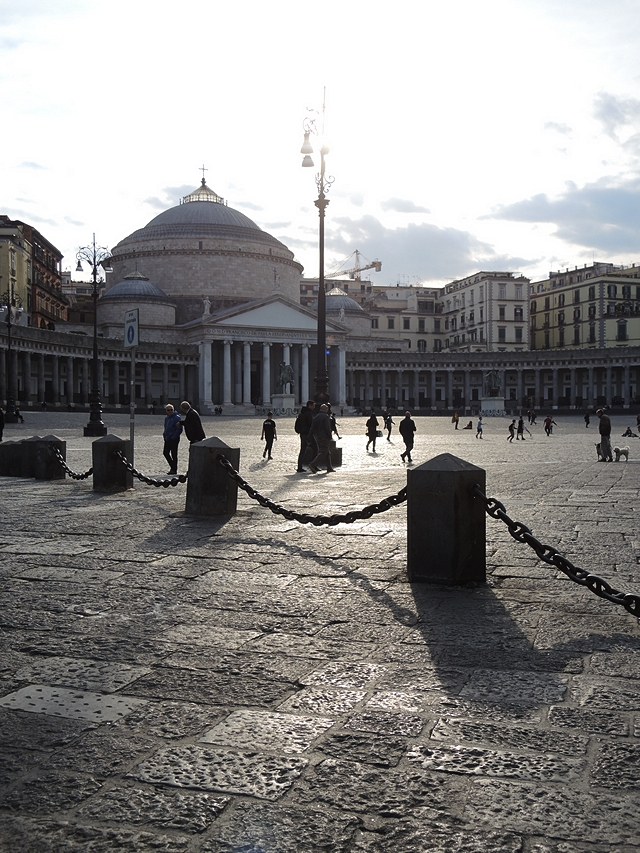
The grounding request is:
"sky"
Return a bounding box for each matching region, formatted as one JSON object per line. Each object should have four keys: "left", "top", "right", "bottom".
{"left": 2, "top": 0, "right": 640, "bottom": 289}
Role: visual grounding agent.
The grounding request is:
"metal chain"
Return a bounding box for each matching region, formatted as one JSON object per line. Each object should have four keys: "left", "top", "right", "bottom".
{"left": 52, "top": 447, "right": 93, "bottom": 480}
{"left": 473, "top": 484, "right": 640, "bottom": 617}
{"left": 217, "top": 453, "right": 406, "bottom": 526}
{"left": 114, "top": 450, "right": 187, "bottom": 488}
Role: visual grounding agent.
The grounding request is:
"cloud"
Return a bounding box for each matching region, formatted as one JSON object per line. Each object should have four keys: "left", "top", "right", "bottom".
{"left": 4, "top": 208, "right": 57, "bottom": 227}
{"left": 235, "top": 201, "right": 263, "bottom": 212}
{"left": 381, "top": 197, "right": 431, "bottom": 214}
{"left": 593, "top": 92, "right": 640, "bottom": 139}
{"left": 544, "top": 121, "right": 572, "bottom": 135}
{"left": 64, "top": 216, "right": 84, "bottom": 227}
{"left": 312, "top": 214, "right": 523, "bottom": 283}
{"left": 486, "top": 174, "right": 640, "bottom": 253}
{"left": 20, "top": 161, "right": 47, "bottom": 170}
{"left": 263, "top": 221, "right": 291, "bottom": 229}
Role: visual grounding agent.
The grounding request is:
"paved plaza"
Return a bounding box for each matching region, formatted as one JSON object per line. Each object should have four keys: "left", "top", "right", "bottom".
{"left": 0, "top": 410, "right": 639, "bottom": 851}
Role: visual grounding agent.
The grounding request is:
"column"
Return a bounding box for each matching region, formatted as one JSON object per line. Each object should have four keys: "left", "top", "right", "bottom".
{"left": 517, "top": 369, "right": 523, "bottom": 409}
{"left": 179, "top": 364, "right": 185, "bottom": 402}
{"left": 570, "top": 367, "right": 578, "bottom": 408}
{"left": 380, "top": 370, "right": 387, "bottom": 408}
{"left": 445, "top": 370, "right": 453, "bottom": 409}
{"left": 38, "top": 354, "right": 46, "bottom": 404}
{"left": 292, "top": 345, "right": 300, "bottom": 404}
{"left": 145, "top": 362, "right": 153, "bottom": 405}
{"left": 243, "top": 342, "right": 252, "bottom": 406}
{"left": 110, "top": 360, "right": 119, "bottom": 405}
{"left": 624, "top": 364, "right": 631, "bottom": 409}
{"left": 223, "top": 339, "right": 233, "bottom": 406}
{"left": 22, "top": 352, "right": 32, "bottom": 404}
{"left": 162, "top": 362, "right": 169, "bottom": 406}
{"left": 430, "top": 371, "right": 436, "bottom": 408}
{"left": 463, "top": 369, "right": 470, "bottom": 413}
{"left": 51, "top": 355, "right": 60, "bottom": 404}
{"left": 605, "top": 366, "right": 612, "bottom": 407}
{"left": 65, "top": 356, "right": 74, "bottom": 403}
{"left": 234, "top": 343, "right": 242, "bottom": 404}
{"left": 301, "top": 345, "right": 309, "bottom": 403}
{"left": 397, "top": 369, "right": 404, "bottom": 407}
{"left": 534, "top": 367, "right": 541, "bottom": 409}
{"left": 588, "top": 366, "right": 594, "bottom": 408}
{"left": 551, "top": 368, "right": 558, "bottom": 408}
{"left": 199, "top": 342, "right": 212, "bottom": 410}
{"left": 337, "top": 347, "right": 346, "bottom": 408}
{"left": 81, "top": 359, "right": 89, "bottom": 405}
{"left": 413, "top": 370, "right": 420, "bottom": 410}
{"left": 262, "top": 342, "right": 271, "bottom": 404}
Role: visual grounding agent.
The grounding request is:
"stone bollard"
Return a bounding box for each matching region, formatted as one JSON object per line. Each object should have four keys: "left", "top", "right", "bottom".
{"left": 0, "top": 440, "right": 25, "bottom": 477}
{"left": 185, "top": 437, "right": 240, "bottom": 516}
{"left": 34, "top": 435, "right": 66, "bottom": 481}
{"left": 92, "top": 435, "right": 133, "bottom": 492}
{"left": 329, "top": 439, "right": 343, "bottom": 469}
{"left": 407, "top": 453, "right": 486, "bottom": 585}
{"left": 21, "top": 435, "right": 43, "bottom": 478}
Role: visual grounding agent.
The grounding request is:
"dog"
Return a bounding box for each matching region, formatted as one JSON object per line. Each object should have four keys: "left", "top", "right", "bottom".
{"left": 614, "top": 445, "right": 630, "bottom": 462}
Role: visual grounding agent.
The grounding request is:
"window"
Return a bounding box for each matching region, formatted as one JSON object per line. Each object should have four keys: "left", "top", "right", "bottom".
{"left": 434, "top": 319, "right": 441, "bottom": 332}
{"left": 403, "top": 317, "right": 410, "bottom": 330}
{"left": 617, "top": 319, "right": 628, "bottom": 341}
{"left": 469, "top": 311, "right": 474, "bottom": 323}
{"left": 607, "top": 284, "right": 617, "bottom": 298}
{"left": 499, "top": 285, "right": 506, "bottom": 299}
{"left": 499, "top": 305, "right": 506, "bottom": 320}
{"left": 515, "top": 327, "right": 523, "bottom": 343}
{"left": 531, "top": 316, "right": 536, "bottom": 329}
{"left": 417, "top": 339, "right": 427, "bottom": 352}
{"left": 589, "top": 324, "right": 596, "bottom": 343}
{"left": 558, "top": 293, "right": 565, "bottom": 307}
{"left": 544, "top": 330, "right": 550, "bottom": 348}
{"left": 558, "top": 327, "right": 565, "bottom": 347}
{"left": 574, "top": 289, "right": 580, "bottom": 303}
{"left": 531, "top": 300, "right": 537, "bottom": 314}
{"left": 589, "top": 285, "right": 596, "bottom": 300}
{"left": 387, "top": 317, "right": 395, "bottom": 330}
{"left": 588, "top": 304, "right": 596, "bottom": 318}
{"left": 573, "top": 307, "right": 580, "bottom": 320}
{"left": 434, "top": 339, "right": 442, "bottom": 352}
{"left": 515, "top": 285, "right": 522, "bottom": 300}
{"left": 418, "top": 318, "right": 425, "bottom": 332}
{"left": 558, "top": 311, "right": 565, "bottom": 325}
{"left": 371, "top": 318, "right": 379, "bottom": 329}
{"left": 498, "top": 327, "right": 506, "bottom": 343}
{"left": 514, "top": 307, "right": 523, "bottom": 322}
{"left": 573, "top": 326, "right": 580, "bottom": 345}
{"left": 544, "top": 296, "right": 550, "bottom": 310}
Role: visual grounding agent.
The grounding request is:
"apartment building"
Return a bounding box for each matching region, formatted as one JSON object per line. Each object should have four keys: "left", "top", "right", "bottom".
{"left": 441, "top": 271, "right": 530, "bottom": 353}
{"left": 530, "top": 261, "right": 640, "bottom": 350}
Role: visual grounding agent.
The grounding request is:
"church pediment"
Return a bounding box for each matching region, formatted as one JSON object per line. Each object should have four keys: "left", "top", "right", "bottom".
{"left": 203, "top": 297, "right": 343, "bottom": 332}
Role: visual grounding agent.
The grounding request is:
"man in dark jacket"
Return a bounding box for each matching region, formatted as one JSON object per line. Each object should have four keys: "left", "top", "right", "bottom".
{"left": 295, "top": 400, "right": 315, "bottom": 472}
{"left": 162, "top": 404, "right": 183, "bottom": 474}
{"left": 180, "top": 401, "right": 205, "bottom": 444}
{"left": 307, "top": 403, "right": 335, "bottom": 473}
{"left": 596, "top": 408, "right": 613, "bottom": 461}
{"left": 399, "top": 411, "right": 417, "bottom": 463}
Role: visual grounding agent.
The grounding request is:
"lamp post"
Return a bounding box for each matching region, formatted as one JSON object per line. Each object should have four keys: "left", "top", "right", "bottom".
{"left": 301, "top": 100, "right": 333, "bottom": 405}
{"left": 1, "top": 278, "right": 22, "bottom": 422}
{"left": 76, "top": 234, "right": 111, "bottom": 436}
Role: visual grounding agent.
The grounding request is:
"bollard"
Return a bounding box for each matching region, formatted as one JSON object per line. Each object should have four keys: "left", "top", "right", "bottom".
{"left": 407, "top": 453, "right": 486, "bottom": 585}
{"left": 0, "top": 440, "right": 25, "bottom": 477}
{"left": 92, "top": 435, "right": 133, "bottom": 492}
{"left": 34, "top": 435, "right": 66, "bottom": 481}
{"left": 21, "top": 435, "right": 43, "bottom": 478}
{"left": 329, "top": 439, "right": 343, "bottom": 469}
{"left": 185, "top": 437, "right": 240, "bottom": 516}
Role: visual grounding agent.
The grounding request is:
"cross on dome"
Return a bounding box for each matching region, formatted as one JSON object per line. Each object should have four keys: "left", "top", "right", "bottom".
{"left": 181, "top": 169, "right": 225, "bottom": 205}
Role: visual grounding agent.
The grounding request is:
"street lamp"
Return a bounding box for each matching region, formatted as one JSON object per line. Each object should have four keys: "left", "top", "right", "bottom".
{"left": 1, "top": 279, "right": 23, "bottom": 422}
{"left": 301, "top": 99, "right": 334, "bottom": 405}
{"left": 76, "top": 234, "right": 111, "bottom": 436}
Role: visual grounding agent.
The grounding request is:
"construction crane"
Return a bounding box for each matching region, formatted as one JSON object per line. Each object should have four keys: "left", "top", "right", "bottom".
{"left": 326, "top": 250, "right": 382, "bottom": 280}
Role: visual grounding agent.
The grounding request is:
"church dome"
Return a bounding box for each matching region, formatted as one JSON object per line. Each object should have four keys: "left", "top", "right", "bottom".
{"left": 108, "top": 177, "right": 303, "bottom": 322}
{"left": 102, "top": 271, "right": 171, "bottom": 301}
{"left": 326, "top": 287, "right": 365, "bottom": 313}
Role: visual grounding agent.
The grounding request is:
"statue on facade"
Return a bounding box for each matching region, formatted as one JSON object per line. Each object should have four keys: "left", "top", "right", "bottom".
{"left": 277, "top": 362, "right": 295, "bottom": 393}
{"left": 484, "top": 369, "right": 502, "bottom": 397}
{"left": 202, "top": 296, "right": 211, "bottom": 315}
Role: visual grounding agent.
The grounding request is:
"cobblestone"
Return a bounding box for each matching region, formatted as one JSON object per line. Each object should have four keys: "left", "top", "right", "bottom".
{"left": 1, "top": 411, "right": 640, "bottom": 850}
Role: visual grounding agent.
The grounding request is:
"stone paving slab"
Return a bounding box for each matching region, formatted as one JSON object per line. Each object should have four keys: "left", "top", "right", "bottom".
{"left": 1, "top": 412, "right": 640, "bottom": 850}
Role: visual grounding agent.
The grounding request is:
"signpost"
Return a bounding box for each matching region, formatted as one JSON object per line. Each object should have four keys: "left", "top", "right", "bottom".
{"left": 124, "top": 309, "right": 139, "bottom": 464}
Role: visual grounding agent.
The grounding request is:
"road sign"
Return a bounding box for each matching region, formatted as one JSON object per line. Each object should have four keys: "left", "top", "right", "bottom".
{"left": 124, "top": 309, "right": 139, "bottom": 348}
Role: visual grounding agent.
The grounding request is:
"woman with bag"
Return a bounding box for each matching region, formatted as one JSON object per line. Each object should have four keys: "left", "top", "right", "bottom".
{"left": 366, "top": 411, "right": 379, "bottom": 452}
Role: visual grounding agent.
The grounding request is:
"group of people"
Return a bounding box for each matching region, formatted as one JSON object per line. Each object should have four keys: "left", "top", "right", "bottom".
{"left": 161, "top": 401, "right": 205, "bottom": 474}
{"left": 507, "top": 417, "right": 531, "bottom": 441}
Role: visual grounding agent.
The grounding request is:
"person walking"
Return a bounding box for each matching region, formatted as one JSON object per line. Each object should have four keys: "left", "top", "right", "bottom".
{"left": 596, "top": 407, "right": 613, "bottom": 461}
{"left": 261, "top": 412, "right": 277, "bottom": 459}
{"left": 584, "top": 412, "right": 590, "bottom": 428}
{"left": 366, "top": 411, "right": 379, "bottom": 452}
{"left": 307, "top": 403, "right": 335, "bottom": 473}
{"left": 508, "top": 419, "right": 516, "bottom": 442}
{"left": 294, "top": 400, "right": 315, "bottom": 472}
{"left": 399, "top": 411, "right": 417, "bottom": 462}
{"left": 180, "top": 401, "right": 205, "bottom": 443}
{"left": 452, "top": 411, "right": 460, "bottom": 430}
{"left": 330, "top": 409, "right": 341, "bottom": 440}
{"left": 476, "top": 416, "right": 483, "bottom": 439}
{"left": 162, "top": 404, "right": 183, "bottom": 474}
{"left": 516, "top": 415, "right": 527, "bottom": 440}
{"left": 543, "top": 415, "right": 557, "bottom": 436}
{"left": 383, "top": 411, "right": 395, "bottom": 441}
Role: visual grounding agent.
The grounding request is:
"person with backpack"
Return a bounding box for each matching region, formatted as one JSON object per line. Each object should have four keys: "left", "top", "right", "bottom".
{"left": 261, "top": 411, "right": 277, "bottom": 460}
{"left": 294, "top": 400, "right": 315, "bottom": 472}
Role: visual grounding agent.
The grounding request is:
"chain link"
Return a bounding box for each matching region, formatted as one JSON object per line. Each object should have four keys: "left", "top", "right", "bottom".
{"left": 114, "top": 450, "right": 187, "bottom": 487}
{"left": 52, "top": 447, "right": 93, "bottom": 480}
{"left": 217, "top": 453, "right": 406, "bottom": 526}
{"left": 473, "top": 484, "right": 640, "bottom": 617}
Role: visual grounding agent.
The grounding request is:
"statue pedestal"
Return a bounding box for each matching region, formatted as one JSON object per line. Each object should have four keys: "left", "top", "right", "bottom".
{"left": 480, "top": 397, "right": 505, "bottom": 415}
{"left": 270, "top": 394, "right": 295, "bottom": 411}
